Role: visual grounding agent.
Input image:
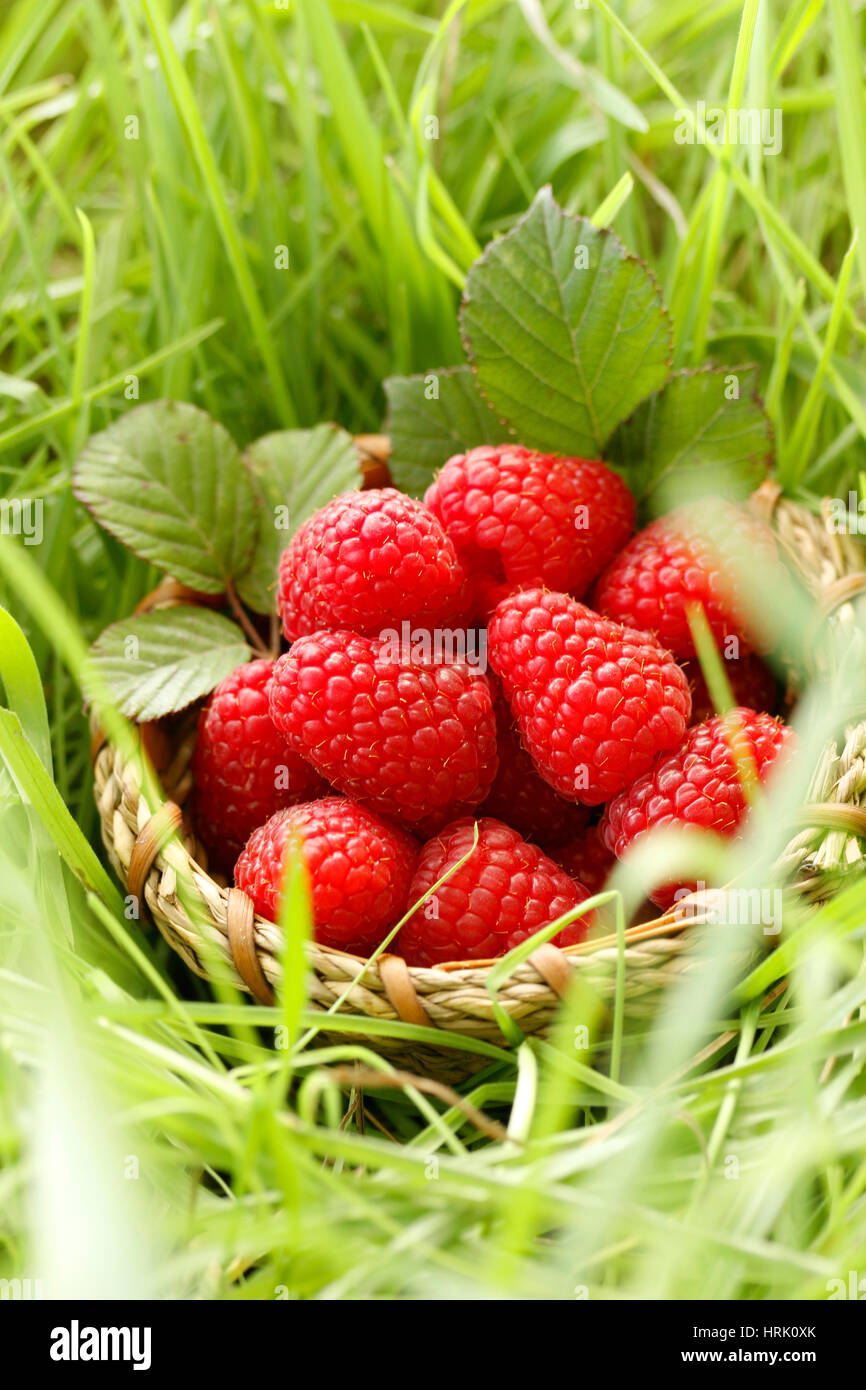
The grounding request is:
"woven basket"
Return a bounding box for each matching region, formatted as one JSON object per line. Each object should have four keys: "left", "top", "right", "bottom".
{"left": 90, "top": 449, "right": 866, "bottom": 1081}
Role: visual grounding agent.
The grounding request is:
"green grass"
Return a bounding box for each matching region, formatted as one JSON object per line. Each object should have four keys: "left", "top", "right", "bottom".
{"left": 2, "top": 0, "right": 866, "bottom": 1301}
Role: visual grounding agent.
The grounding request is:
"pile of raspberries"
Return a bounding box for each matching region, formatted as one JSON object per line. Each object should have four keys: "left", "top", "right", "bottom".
{"left": 190, "top": 445, "right": 795, "bottom": 968}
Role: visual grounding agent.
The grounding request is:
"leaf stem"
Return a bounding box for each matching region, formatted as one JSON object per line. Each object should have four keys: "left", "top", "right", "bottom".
{"left": 225, "top": 579, "right": 270, "bottom": 658}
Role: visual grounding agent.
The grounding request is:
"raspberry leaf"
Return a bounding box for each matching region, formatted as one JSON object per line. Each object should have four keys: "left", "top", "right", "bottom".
{"left": 384, "top": 366, "right": 511, "bottom": 494}
{"left": 84, "top": 608, "right": 251, "bottom": 722}
{"left": 235, "top": 424, "right": 360, "bottom": 613}
{"left": 460, "top": 186, "right": 672, "bottom": 455}
{"left": 604, "top": 365, "right": 773, "bottom": 515}
{"left": 74, "top": 402, "right": 257, "bottom": 593}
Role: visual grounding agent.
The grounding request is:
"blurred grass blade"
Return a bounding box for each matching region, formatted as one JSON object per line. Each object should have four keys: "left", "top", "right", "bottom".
{"left": 0, "top": 706, "right": 126, "bottom": 917}
{"left": 590, "top": 171, "right": 634, "bottom": 227}
{"left": 517, "top": 0, "right": 648, "bottom": 132}
{"left": 828, "top": 0, "right": 866, "bottom": 303}
{"left": 140, "top": 0, "right": 296, "bottom": 425}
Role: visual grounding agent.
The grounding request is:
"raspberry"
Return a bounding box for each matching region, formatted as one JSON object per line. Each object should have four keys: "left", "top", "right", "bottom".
{"left": 424, "top": 446, "right": 634, "bottom": 613}
{"left": 480, "top": 697, "right": 590, "bottom": 847}
{"left": 600, "top": 708, "right": 795, "bottom": 907}
{"left": 191, "top": 659, "right": 325, "bottom": 870}
{"left": 235, "top": 797, "right": 418, "bottom": 955}
{"left": 397, "top": 817, "right": 592, "bottom": 966}
{"left": 488, "top": 589, "right": 691, "bottom": 804}
{"left": 683, "top": 654, "right": 778, "bottom": 726}
{"left": 594, "top": 499, "right": 783, "bottom": 659}
{"left": 552, "top": 823, "right": 616, "bottom": 897}
{"left": 268, "top": 629, "right": 498, "bottom": 826}
{"left": 278, "top": 488, "right": 468, "bottom": 641}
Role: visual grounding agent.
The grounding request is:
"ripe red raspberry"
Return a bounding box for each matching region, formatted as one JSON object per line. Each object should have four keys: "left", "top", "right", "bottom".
{"left": 424, "top": 446, "right": 635, "bottom": 613}
{"left": 480, "top": 697, "right": 590, "bottom": 846}
{"left": 191, "top": 659, "right": 325, "bottom": 870}
{"left": 489, "top": 589, "right": 691, "bottom": 804}
{"left": 278, "top": 488, "right": 468, "bottom": 641}
{"left": 552, "top": 823, "right": 616, "bottom": 897}
{"left": 683, "top": 654, "right": 778, "bottom": 726}
{"left": 600, "top": 708, "right": 795, "bottom": 907}
{"left": 397, "top": 817, "right": 592, "bottom": 966}
{"left": 593, "top": 499, "right": 783, "bottom": 659}
{"left": 269, "top": 629, "right": 498, "bottom": 827}
{"left": 235, "top": 797, "right": 418, "bottom": 955}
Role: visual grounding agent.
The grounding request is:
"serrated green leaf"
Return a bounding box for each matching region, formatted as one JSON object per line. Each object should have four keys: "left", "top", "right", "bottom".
{"left": 235, "top": 424, "right": 361, "bottom": 613}
{"left": 605, "top": 366, "right": 773, "bottom": 515}
{"left": 74, "top": 401, "right": 258, "bottom": 593}
{"left": 460, "top": 187, "right": 672, "bottom": 456}
{"left": 84, "top": 608, "right": 251, "bottom": 722}
{"left": 383, "top": 366, "right": 512, "bottom": 494}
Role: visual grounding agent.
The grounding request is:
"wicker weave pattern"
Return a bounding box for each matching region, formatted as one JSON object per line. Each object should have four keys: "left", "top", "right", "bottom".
{"left": 89, "top": 481, "right": 866, "bottom": 1080}
{"left": 763, "top": 484, "right": 866, "bottom": 888}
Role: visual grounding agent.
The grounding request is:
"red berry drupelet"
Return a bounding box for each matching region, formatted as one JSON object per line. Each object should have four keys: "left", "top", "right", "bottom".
{"left": 269, "top": 629, "right": 498, "bottom": 828}
{"left": 489, "top": 589, "right": 692, "bottom": 804}
{"left": 397, "top": 817, "right": 592, "bottom": 966}
{"left": 594, "top": 499, "right": 784, "bottom": 659}
{"left": 191, "top": 658, "right": 325, "bottom": 870}
{"left": 480, "top": 697, "right": 590, "bottom": 847}
{"left": 235, "top": 797, "right": 418, "bottom": 956}
{"left": 278, "top": 488, "right": 468, "bottom": 642}
{"left": 424, "top": 446, "right": 635, "bottom": 614}
{"left": 600, "top": 708, "right": 795, "bottom": 906}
